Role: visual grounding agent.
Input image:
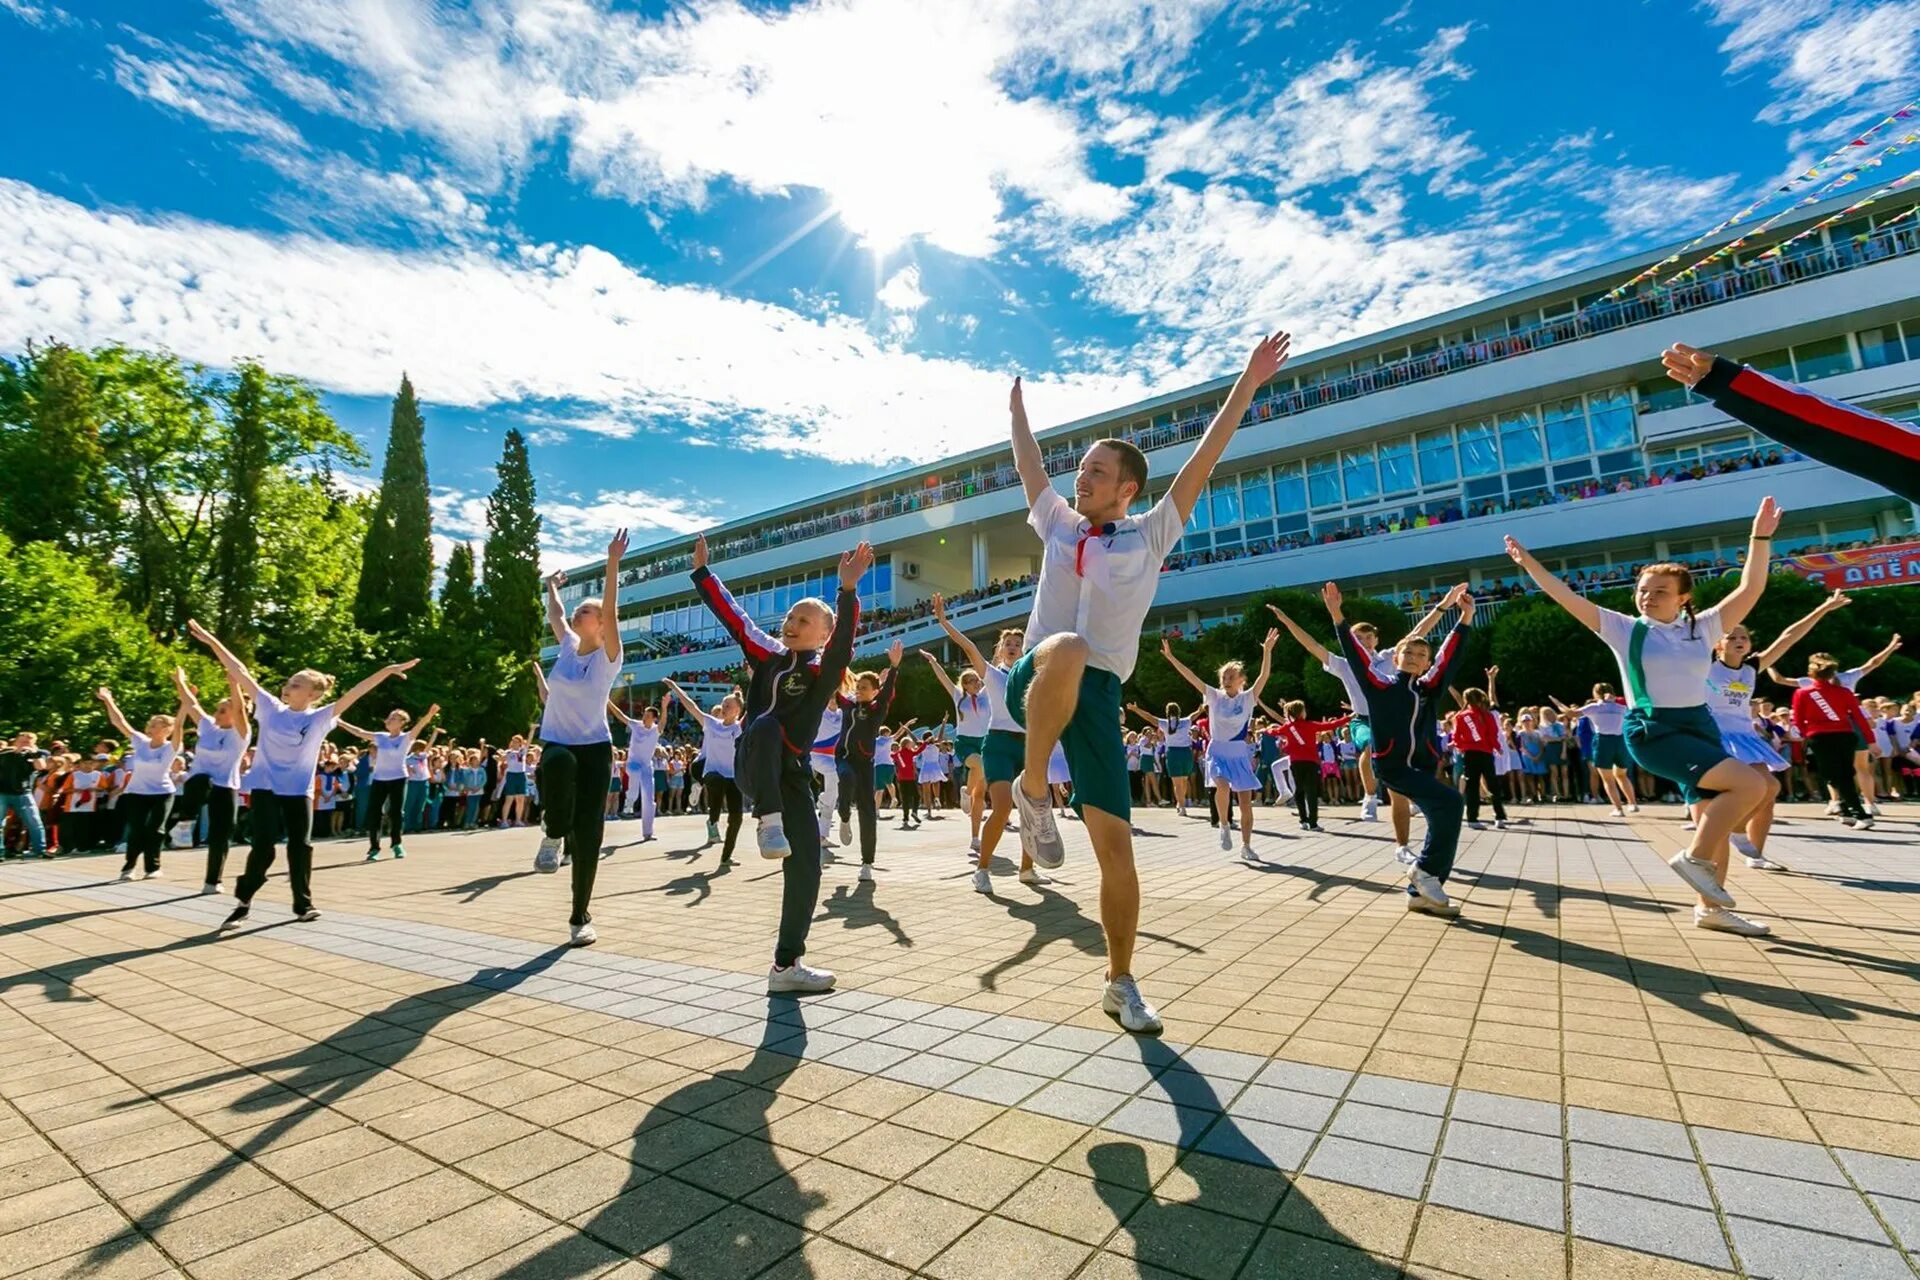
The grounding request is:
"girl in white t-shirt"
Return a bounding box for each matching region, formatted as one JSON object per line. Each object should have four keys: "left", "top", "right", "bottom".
{"left": 1157, "top": 631, "right": 1278, "bottom": 861}
{"left": 97, "top": 678, "right": 187, "bottom": 881}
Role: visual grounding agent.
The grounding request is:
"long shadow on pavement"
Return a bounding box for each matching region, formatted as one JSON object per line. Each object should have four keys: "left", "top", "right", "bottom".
{"left": 980, "top": 886, "right": 1203, "bottom": 992}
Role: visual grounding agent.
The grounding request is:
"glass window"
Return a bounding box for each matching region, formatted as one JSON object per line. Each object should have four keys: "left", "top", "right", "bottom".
{"left": 1213, "top": 527, "right": 1243, "bottom": 550}
{"left": 1276, "top": 513, "right": 1309, "bottom": 535}
{"left": 1860, "top": 324, "right": 1905, "bottom": 368}
{"left": 1342, "top": 448, "right": 1379, "bottom": 502}
{"left": 1243, "top": 520, "right": 1274, "bottom": 542}
{"left": 1180, "top": 534, "right": 1210, "bottom": 554}
{"left": 1543, "top": 397, "right": 1589, "bottom": 460}
{"left": 1185, "top": 492, "right": 1210, "bottom": 532}
{"left": 1308, "top": 455, "right": 1341, "bottom": 507}
{"left": 1458, "top": 422, "right": 1500, "bottom": 477}
{"left": 1507, "top": 467, "right": 1547, "bottom": 500}
{"left": 1379, "top": 440, "right": 1417, "bottom": 493}
{"left": 1500, "top": 410, "right": 1543, "bottom": 468}
{"left": 1636, "top": 377, "right": 1690, "bottom": 414}
{"left": 1597, "top": 449, "right": 1641, "bottom": 479}
{"left": 1210, "top": 480, "right": 1240, "bottom": 530}
{"left": 1417, "top": 429, "right": 1458, "bottom": 485}
{"left": 1552, "top": 460, "right": 1594, "bottom": 484}
{"left": 1463, "top": 476, "right": 1504, "bottom": 501}
{"left": 1241, "top": 469, "right": 1274, "bottom": 521}
{"left": 1793, "top": 335, "right": 1854, "bottom": 380}
{"left": 1904, "top": 316, "right": 1920, "bottom": 362}
{"left": 1274, "top": 463, "right": 1306, "bottom": 515}
{"left": 1747, "top": 348, "right": 1793, "bottom": 378}
{"left": 1588, "top": 391, "right": 1639, "bottom": 450}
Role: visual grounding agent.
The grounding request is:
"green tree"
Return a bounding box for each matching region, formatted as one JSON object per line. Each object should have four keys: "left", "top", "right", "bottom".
{"left": 354, "top": 374, "right": 434, "bottom": 636}
{"left": 479, "top": 429, "right": 544, "bottom": 740}
{"left": 213, "top": 363, "right": 270, "bottom": 645}
{"left": 251, "top": 471, "right": 377, "bottom": 684}
{"left": 0, "top": 341, "right": 115, "bottom": 554}
{"left": 414, "top": 541, "right": 516, "bottom": 741}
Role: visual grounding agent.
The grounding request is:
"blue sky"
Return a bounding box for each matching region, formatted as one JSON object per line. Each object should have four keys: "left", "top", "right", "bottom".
{"left": 3, "top": 0, "right": 1917, "bottom": 570}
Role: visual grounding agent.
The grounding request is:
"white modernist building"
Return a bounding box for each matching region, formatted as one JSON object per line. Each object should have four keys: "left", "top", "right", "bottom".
{"left": 554, "top": 191, "right": 1920, "bottom": 703}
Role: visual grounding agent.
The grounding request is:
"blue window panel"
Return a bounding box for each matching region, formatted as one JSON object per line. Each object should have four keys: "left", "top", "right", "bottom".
{"left": 1275, "top": 464, "right": 1307, "bottom": 515}
{"left": 1308, "top": 455, "right": 1342, "bottom": 507}
{"left": 1211, "top": 481, "right": 1240, "bottom": 529}
{"left": 1459, "top": 423, "right": 1500, "bottom": 477}
{"left": 1342, "top": 448, "right": 1380, "bottom": 502}
{"left": 1418, "top": 430, "right": 1458, "bottom": 485}
{"left": 1500, "top": 410, "right": 1544, "bottom": 468}
{"left": 1379, "top": 441, "right": 1417, "bottom": 493}
{"left": 1241, "top": 469, "right": 1274, "bottom": 521}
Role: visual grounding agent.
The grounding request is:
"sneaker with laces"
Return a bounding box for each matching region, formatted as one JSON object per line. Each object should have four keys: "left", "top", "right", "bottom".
{"left": 1018, "top": 867, "right": 1047, "bottom": 885}
{"left": 116, "top": 869, "right": 133, "bottom": 882}
{"left": 1011, "top": 772, "right": 1065, "bottom": 869}
{"left": 533, "top": 836, "right": 563, "bottom": 873}
{"left": 295, "top": 908, "right": 321, "bottom": 922}
{"left": 706, "top": 820, "right": 720, "bottom": 841}
{"left": 969, "top": 837, "right": 981, "bottom": 853}
{"left": 1609, "top": 807, "right": 1625, "bottom": 817}
{"left": 365, "top": 849, "right": 380, "bottom": 861}
{"left": 1694, "top": 906, "right": 1770, "bottom": 936}
{"left": 757, "top": 816, "right": 791, "bottom": 860}
{"left": 220, "top": 904, "right": 249, "bottom": 931}
{"left": 1394, "top": 844, "right": 1418, "bottom": 866}
{"left": 1407, "top": 894, "right": 1461, "bottom": 919}
{"left": 200, "top": 882, "right": 220, "bottom": 896}
{"left": 1745, "top": 855, "right": 1787, "bottom": 871}
{"left": 971, "top": 868, "right": 992, "bottom": 894}
{"left": 857, "top": 864, "right": 873, "bottom": 883}
{"left": 1410, "top": 869, "right": 1450, "bottom": 908}
{"left": 1668, "top": 852, "right": 1735, "bottom": 907}
{"left": 1362, "top": 796, "right": 1379, "bottom": 822}
{"left": 143, "top": 868, "right": 162, "bottom": 880}
{"left": 840, "top": 818, "right": 853, "bottom": 846}
{"left": 767, "top": 961, "right": 835, "bottom": 994}
{"left": 1855, "top": 816, "right": 1876, "bottom": 831}
{"left": 1218, "top": 827, "right": 1233, "bottom": 852}
{"left": 1103, "top": 975, "right": 1163, "bottom": 1035}
{"left": 570, "top": 922, "right": 597, "bottom": 946}
{"left": 1240, "top": 845, "right": 1259, "bottom": 864}
{"left": 393, "top": 844, "right": 405, "bottom": 860}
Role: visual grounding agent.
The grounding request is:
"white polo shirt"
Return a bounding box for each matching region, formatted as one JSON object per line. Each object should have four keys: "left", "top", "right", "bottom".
{"left": 1023, "top": 486, "right": 1185, "bottom": 682}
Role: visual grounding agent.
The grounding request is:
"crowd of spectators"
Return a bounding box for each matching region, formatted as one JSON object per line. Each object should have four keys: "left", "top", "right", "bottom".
{"left": 589, "top": 219, "right": 1917, "bottom": 589}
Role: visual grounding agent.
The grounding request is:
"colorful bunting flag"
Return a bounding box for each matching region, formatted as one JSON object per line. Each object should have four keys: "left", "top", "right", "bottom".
{"left": 1754, "top": 167, "right": 1920, "bottom": 261}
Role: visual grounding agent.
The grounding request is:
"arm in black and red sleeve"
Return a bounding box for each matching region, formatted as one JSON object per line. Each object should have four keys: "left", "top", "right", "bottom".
{"left": 691, "top": 567, "right": 781, "bottom": 664}
{"left": 1697, "top": 356, "right": 1920, "bottom": 504}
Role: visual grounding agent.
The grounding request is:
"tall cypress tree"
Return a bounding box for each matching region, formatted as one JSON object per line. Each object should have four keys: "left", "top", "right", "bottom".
{"left": 480, "top": 429, "right": 544, "bottom": 736}
{"left": 354, "top": 374, "right": 434, "bottom": 635}
{"left": 212, "top": 362, "right": 270, "bottom": 650}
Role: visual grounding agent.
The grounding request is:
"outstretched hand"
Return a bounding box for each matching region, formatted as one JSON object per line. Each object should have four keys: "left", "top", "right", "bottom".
{"left": 605, "top": 528, "right": 629, "bottom": 562}
{"left": 386, "top": 659, "right": 420, "bottom": 680}
{"left": 691, "top": 534, "right": 708, "bottom": 571}
{"left": 95, "top": 686, "right": 112, "bottom": 704}
{"left": 1244, "top": 330, "right": 1293, "bottom": 385}
{"left": 1261, "top": 628, "right": 1279, "bottom": 651}
{"left": 888, "top": 640, "right": 904, "bottom": 667}
{"left": 1159, "top": 636, "right": 1175, "bottom": 659}
{"left": 1661, "top": 342, "right": 1715, "bottom": 388}
{"left": 931, "top": 593, "right": 948, "bottom": 620}
{"left": 1752, "top": 496, "right": 1782, "bottom": 538}
{"left": 1503, "top": 535, "right": 1528, "bottom": 564}
{"left": 185, "top": 618, "right": 214, "bottom": 646}
{"left": 1826, "top": 590, "right": 1852, "bottom": 610}
{"left": 839, "top": 541, "right": 874, "bottom": 589}
{"left": 1321, "top": 581, "right": 1343, "bottom": 615}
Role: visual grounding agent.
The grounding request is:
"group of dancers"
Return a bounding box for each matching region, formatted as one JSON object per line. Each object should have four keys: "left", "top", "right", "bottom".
{"left": 6, "top": 329, "right": 1918, "bottom": 1037}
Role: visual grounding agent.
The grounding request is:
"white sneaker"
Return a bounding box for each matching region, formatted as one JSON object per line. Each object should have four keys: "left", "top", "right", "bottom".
{"left": 1668, "top": 853, "right": 1735, "bottom": 907}
{"left": 1467, "top": 820, "right": 1486, "bottom": 830}
{"left": 200, "top": 882, "right": 219, "bottom": 896}
{"left": 767, "top": 961, "right": 835, "bottom": 994}
{"left": 857, "top": 864, "right": 873, "bottom": 883}
{"left": 1826, "top": 801, "right": 1842, "bottom": 815}
{"left": 1410, "top": 869, "right": 1450, "bottom": 908}
{"left": 1218, "top": 827, "right": 1233, "bottom": 852}
{"left": 1495, "top": 820, "right": 1510, "bottom": 831}
{"left": 706, "top": 821, "right": 720, "bottom": 842}
{"left": 969, "top": 837, "right": 981, "bottom": 853}
{"left": 1102, "top": 975, "right": 1163, "bottom": 1035}
{"left": 1856, "top": 816, "right": 1876, "bottom": 831}
{"left": 971, "top": 868, "right": 992, "bottom": 894}
{"left": 757, "top": 816, "right": 791, "bottom": 860}
{"left": 1011, "top": 773, "right": 1065, "bottom": 869}
{"left": 1018, "top": 867, "right": 1047, "bottom": 885}
{"left": 1729, "top": 833, "right": 1759, "bottom": 859}
{"left": 1362, "top": 797, "right": 1379, "bottom": 822}
{"left": 116, "top": 870, "right": 133, "bottom": 882}
{"left": 143, "top": 868, "right": 162, "bottom": 880}
{"left": 220, "top": 904, "right": 249, "bottom": 930}
{"left": 1746, "top": 855, "right": 1787, "bottom": 871}
{"left": 1694, "top": 906, "right": 1770, "bottom": 936}
{"left": 533, "top": 836, "right": 563, "bottom": 873}
{"left": 1681, "top": 821, "right": 1698, "bottom": 832}
{"left": 1609, "top": 807, "right": 1625, "bottom": 817}
{"left": 1394, "top": 844, "right": 1418, "bottom": 867}
{"left": 1628, "top": 804, "right": 1641, "bottom": 813}
{"left": 1407, "top": 895, "right": 1461, "bottom": 919}
{"left": 295, "top": 909, "right": 322, "bottom": 922}
{"left": 840, "top": 818, "right": 853, "bottom": 847}
{"left": 1240, "top": 845, "right": 1259, "bottom": 864}
{"left": 570, "top": 922, "right": 597, "bottom": 947}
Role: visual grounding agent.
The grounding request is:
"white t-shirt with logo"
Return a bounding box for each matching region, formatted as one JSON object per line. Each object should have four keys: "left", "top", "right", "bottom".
{"left": 1023, "top": 486, "right": 1185, "bottom": 681}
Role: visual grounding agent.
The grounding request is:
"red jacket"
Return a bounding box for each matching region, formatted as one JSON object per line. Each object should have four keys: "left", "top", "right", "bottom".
{"left": 1792, "top": 681, "right": 1873, "bottom": 739}
{"left": 1269, "top": 717, "right": 1350, "bottom": 764}
{"left": 1452, "top": 707, "right": 1501, "bottom": 754}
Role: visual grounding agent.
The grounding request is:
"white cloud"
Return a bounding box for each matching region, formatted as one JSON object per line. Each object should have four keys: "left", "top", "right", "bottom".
{"left": 875, "top": 264, "right": 929, "bottom": 337}
{"left": 434, "top": 483, "right": 723, "bottom": 572}
{"left": 1704, "top": 0, "right": 1920, "bottom": 126}
{"left": 112, "top": 42, "right": 305, "bottom": 146}
{"left": 1, "top": 0, "right": 72, "bottom": 27}
{"left": 0, "top": 179, "right": 1155, "bottom": 465}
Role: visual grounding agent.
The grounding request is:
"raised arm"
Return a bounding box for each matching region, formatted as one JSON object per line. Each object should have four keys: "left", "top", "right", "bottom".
{"left": 1408, "top": 583, "right": 1469, "bottom": 639}
{"left": 918, "top": 650, "right": 961, "bottom": 700}
{"left": 1159, "top": 637, "right": 1210, "bottom": 696}
{"left": 1487, "top": 665, "right": 1501, "bottom": 709}
{"left": 600, "top": 529, "right": 628, "bottom": 665}
{"left": 1763, "top": 665, "right": 1799, "bottom": 689}
{"left": 689, "top": 534, "right": 783, "bottom": 662}
{"left": 607, "top": 699, "right": 635, "bottom": 727}
{"left": 873, "top": 644, "right": 904, "bottom": 721}
{"left": 1124, "top": 703, "right": 1162, "bottom": 727}
{"left": 334, "top": 720, "right": 378, "bottom": 743}
{"left": 167, "top": 683, "right": 189, "bottom": 754}
{"left": 531, "top": 660, "right": 549, "bottom": 705}
{"left": 94, "top": 687, "right": 136, "bottom": 742}
{"left": 544, "top": 569, "right": 572, "bottom": 647}
{"left": 1710, "top": 497, "right": 1782, "bottom": 630}
{"left": 1752, "top": 590, "right": 1849, "bottom": 670}
{"left": 1168, "top": 332, "right": 1291, "bottom": 523}
{"left": 662, "top": 679, "right": 706, "bottom": 722}
{"left": 331, "top": 659, "right": 421, "bottom": 721}
{"left": 1266, "top": 603, "right": 1330, "bottom": 663}
{"left": 405, "top": 705, "right": 441, "bottom": 748}
{"left": 172, "top": 667, "right": 207, "bottom": 727}
{"left": 185, "top": 618, "right": 266, "bottom": 701}
{"left": 1256, "top": 699, "right": 1288, "bottom": 724}
{"left": 1249, "top": 629, "right": 1279, "bottom": 702}
{"left": 1503, "top": 536, "right": 1600, "bottom": 631}
{"left": 1860, "top": 633, "right": 1904, "bottom": 677}
{"left": 1008, "top": 377, "right": 1051, "bottom": 506}
{"left": 1415, "top": 597, "right": 1475, "bottom": 695}
{"left": 931, "top": 595, "right": 987, "bottom": 679}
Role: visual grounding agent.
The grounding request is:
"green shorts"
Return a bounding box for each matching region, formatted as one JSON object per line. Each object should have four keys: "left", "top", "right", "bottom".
{"left": 1165, "top": 746, "right": 1194, "bottom": 777}
{"left": 955, "top": 734, "right": 986, "bottom": 767}
{"left": 983, "top": 729, "right": 1024, "bottom": 786}
{"left": 1351, "top": 716, "right": 1372, "bottom": 750}
{"left": 1591, "top": 733, "right": 1628, "bottom": 770}
{"left": 875, "top": 764, "right": 895, "bottom": 789}
{"left": 1007, "top": 651, "right": 1129, "bottom": 820}
{"left": 1624, "top": 705, "right": 1727, "bottom": 804}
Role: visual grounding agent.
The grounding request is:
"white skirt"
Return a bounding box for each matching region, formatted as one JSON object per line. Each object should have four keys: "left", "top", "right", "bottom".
{"left": 1204, "top": 739, "right": 1261, "bottom": 793}
{"left": 1047, "top": 743, "right": 1071, "bottom": 786}
{"left": 1721, "top": 728, "right": 1789, "bottom": 772}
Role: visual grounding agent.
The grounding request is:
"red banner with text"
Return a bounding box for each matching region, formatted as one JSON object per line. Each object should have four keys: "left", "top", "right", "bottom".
{"left": 1784, "top": 541, "right": 1920, "bottom": 590}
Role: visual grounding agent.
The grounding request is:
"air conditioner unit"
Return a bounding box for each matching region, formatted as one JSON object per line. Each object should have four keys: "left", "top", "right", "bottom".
{"left": 901, "top": 562, "right": 921, "bottom": 580}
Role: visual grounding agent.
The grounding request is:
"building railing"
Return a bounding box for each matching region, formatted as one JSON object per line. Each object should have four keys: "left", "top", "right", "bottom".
{"left": 581, "top": 217, "right": 1920, "bottom": 591}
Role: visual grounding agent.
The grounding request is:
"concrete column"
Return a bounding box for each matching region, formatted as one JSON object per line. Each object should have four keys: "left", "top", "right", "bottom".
{"left": 972, "top": 532, "right": 990, "bottom": 590}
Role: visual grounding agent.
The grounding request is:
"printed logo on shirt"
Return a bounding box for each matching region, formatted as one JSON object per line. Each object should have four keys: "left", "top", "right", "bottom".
{"left": 782, "top": 674, "right": 809, "bottom": 697}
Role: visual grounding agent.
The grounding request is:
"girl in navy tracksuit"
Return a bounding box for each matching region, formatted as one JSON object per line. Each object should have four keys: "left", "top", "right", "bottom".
{"left": 1324, "top": 582, "right": 1474, "bottom": 917}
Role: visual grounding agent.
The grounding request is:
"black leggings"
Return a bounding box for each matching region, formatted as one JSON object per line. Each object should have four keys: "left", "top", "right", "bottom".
{"left": 899, "top": 778, "right": 920, "bottom": 824}
{"left": 1808, "top": 733, "right": 1868, "bottom": 820}
{"left": 119, "top": 793, "right": 171, "bottom": 874}
{"left": 1460, "top": 752, "right": 1507, "bottom": 824}
{"left": 179, "top": 774, "right": 238, "bottom": 883}
{"left": 703, "top": 772, "right": 744, "bottom": 857}
{"left": 843, "top": 753, "right": 878, "bottom": 861}
{"left": 537, "top": 740, "right": 613, "bottom": 926}
{"left": 772, "top": 760, "right": 823, "bottom": 968}
{"left": 237, "top": 792, "right": 315, "bottom": 913}
{"left": 366, "top": 777, "right": 406, "bottom": 851}
{"left": 1292, "top": 766, "right": 1321, "bottom": 827}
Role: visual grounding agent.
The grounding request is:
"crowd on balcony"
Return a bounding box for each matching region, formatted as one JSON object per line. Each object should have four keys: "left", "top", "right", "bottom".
{"left": 588, "top": 218, "right": 1917, "bottom": 590}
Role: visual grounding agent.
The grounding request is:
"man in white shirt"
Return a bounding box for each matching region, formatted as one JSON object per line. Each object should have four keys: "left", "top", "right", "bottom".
{"left": 1003, "top": 330, "right": 1292, "bottom": 1033}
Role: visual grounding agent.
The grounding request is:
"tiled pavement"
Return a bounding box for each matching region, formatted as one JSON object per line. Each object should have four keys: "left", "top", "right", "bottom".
{"left": 0, "top": 800, "right": 1917, "bottom": 1278}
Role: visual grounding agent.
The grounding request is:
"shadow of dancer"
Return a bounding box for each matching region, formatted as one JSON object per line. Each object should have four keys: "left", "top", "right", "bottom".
{"left": 79, "top": 946, "right": 572, "bottom": 1267}
{"left": 981, "top": 886, "right": 1202, "bottom": 991}
{"left": 1087, "top": 1039, "right": 1397, "bottom": 1276}
{"left": 594, "top": 860, "right": 734, "bottom": 909}
{"left": 496, "top": 996, "right": 821, "bottom": 1279}
{"left": 815, "top": 881, "right": 911, "bottom": 948}
{"left": 398, "top": 869, "right": 541, "bottom": 903}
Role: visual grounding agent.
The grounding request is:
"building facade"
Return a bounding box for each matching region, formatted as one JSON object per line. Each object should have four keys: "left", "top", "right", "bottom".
{"left": 553, "top": 193, "right": 1920, "bottom": 701}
